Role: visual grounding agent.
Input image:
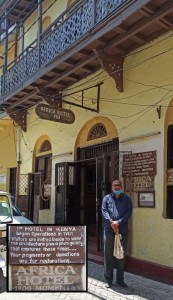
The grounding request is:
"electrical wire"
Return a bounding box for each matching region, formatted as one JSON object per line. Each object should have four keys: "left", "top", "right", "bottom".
{"left": 57, "top": 45, "right": 173, "bottom": 95}
{"left": 118, "top": 86, "right": 173, "bottom": 135}
{"left": 125, "top": 31, "right": 173, "bottom": 58}
{"left": 21, "top": 131, "right": 33, "bottom": 153}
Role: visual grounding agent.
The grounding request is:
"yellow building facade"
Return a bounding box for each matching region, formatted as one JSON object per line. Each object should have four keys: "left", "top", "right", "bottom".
{"left": 0, "top": 0, "right": 173, "bottom": 284}
{"left": 0, "top": 116, "right": 16, "bottom": 194}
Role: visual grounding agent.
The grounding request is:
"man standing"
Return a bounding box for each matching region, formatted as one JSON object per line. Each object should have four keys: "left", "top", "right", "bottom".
{"left": 102, "top": 179, "right": 132, "bottom": 288}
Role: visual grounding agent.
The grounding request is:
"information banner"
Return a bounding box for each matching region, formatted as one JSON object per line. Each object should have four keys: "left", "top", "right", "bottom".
{"left": 9, "top": 225, "right": 85, "bottom": 264}
{"left": 8, "top": 225, "right": 86, "bottom": 292}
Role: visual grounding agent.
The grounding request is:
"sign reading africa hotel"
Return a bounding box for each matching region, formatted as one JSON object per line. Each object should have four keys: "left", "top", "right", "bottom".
{"left": 35, "top": 104, "right": 75, "bottom": 124}
{"left": 8, "top": 225, "right": 86, "bottom": 292}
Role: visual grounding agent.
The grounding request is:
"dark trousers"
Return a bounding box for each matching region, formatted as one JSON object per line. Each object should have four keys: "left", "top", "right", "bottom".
{"left": 104, "top": 230, "right": 128, "bottom": 284}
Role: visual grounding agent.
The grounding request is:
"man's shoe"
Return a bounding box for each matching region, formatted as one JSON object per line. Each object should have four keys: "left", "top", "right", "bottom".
{"left": 116, "top": 281, "right": 128, "bottom": 288}
{"left": 105, "top": 282, "right": 112, "bottom": 288}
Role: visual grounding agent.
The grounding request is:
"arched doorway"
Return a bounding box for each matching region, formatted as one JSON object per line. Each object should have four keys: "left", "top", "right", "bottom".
{"left": 76, "top": 117, "right": 118, "bottom": 249}
{"left": 29, "top": 136, "right": 52, "bottom": 222}
{"left": 55, "top": 117, "right": 119, "bottom": 251}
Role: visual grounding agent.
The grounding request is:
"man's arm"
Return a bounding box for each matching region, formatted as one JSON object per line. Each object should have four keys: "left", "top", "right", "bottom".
{"left": 102, "top": 195, "right": 119, "bottom": 233}
{"left": 102, "top": 195, "right": 112, "bottom": 223}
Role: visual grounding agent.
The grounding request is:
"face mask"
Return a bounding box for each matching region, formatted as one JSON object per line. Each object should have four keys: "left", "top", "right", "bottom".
{"left": 113, "top": 190, "right": 123, "bottom": 195}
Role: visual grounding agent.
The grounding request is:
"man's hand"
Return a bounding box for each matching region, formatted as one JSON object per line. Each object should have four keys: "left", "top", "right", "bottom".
{"left": 111, "top": 220, "right": 119, "bottom": 233}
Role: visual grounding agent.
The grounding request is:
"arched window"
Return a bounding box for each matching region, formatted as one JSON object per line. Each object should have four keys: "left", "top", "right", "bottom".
{"left": 87, "top": 123, "right": 107, "bottom": 141}
{"left": 39, "top": 140, "right": 51, "bottom": 153}
{"left": 67, "top": 0, "right": 74, "bottom": 7}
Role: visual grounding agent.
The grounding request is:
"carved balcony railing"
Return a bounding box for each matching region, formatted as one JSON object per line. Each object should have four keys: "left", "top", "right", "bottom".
{"left": 0, "top": 0, "right": 128, "bottom": 98}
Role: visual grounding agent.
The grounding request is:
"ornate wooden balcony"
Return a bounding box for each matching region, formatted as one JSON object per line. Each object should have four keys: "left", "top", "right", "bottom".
{"left": 0, "top": 0, "right": 173, "bottom": 130}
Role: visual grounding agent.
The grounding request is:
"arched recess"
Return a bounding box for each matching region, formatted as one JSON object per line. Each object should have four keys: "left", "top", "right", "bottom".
{"left": 35, "top": 16, "right": 51, "bottom": 41}
{"left": 42, "top": 16, "right": 51, "bottom": 32}
{"left": 33, "top": 135, "right": 52, "bottom": 160}
{"left": 72, "top": 116, "right": 119, "bottom": 237}
{"left": 32, "top": 135, "right": 52, "bottom": 216}
{"left": 164, "top": 98, "right": 173, "bottom": 219}
{"left": 67, "top": 0, "right": 74, "bottom": 7}
{"left": 75, "top": 116, "right": 118, "bottom": 158}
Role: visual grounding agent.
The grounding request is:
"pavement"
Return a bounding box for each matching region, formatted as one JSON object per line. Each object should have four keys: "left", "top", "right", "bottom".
{"left": 0, "top": 261, "right": 173, "bottom": 300}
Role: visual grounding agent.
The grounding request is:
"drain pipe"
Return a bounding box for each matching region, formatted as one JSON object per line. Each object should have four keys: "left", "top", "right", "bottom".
{"left": 15, "top": 125, "right": 21, "bottom": 206}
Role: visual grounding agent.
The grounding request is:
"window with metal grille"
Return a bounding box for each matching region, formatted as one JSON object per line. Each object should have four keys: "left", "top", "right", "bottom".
{"left": 167, "top": 125, "right": 173, "bottom": 218}
{"left": 39, "top": 140, "right": 51, "bottom": 152}
{"left": 87, "top": 123, "right": 107, "bottom": 141}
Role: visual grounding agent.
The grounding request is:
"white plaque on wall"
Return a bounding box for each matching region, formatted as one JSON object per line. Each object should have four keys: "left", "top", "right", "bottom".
{"left": 0, "top": 174, "right": 6, "bottom": 184}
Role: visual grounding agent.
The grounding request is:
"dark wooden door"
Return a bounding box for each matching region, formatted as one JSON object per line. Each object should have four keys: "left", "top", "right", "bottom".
{"left": 55, "top": 162, "right": 81, "bottom": 224}
{"left": 96, "top": 155, "right": 111, "bottom": 251}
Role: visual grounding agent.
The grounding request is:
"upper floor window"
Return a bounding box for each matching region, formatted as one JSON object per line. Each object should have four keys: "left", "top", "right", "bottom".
{"left": 39, "top": 140, "right": 51, "bottom": 153}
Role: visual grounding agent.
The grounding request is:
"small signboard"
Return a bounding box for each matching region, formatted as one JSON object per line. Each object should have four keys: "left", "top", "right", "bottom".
{"left": 10, "top": 264, "right": 83, "bottom": 292}
{"left": 35, "top": 104, "right": 75, "bottom": 124}
{"left": 124, "top": 175, "right": 154, "bottom": 192}
{"left": 43, "top": 183, "right": 51, "bottom": 197}
{"left": 122, "top": 151, "right": 156, "bottom": 178}
{"left": 0, "top": 174, "right": 6, "bottom": 184}
{"left": 138, "top": 191, "right": 155, "bottom": 208}
{"left": 167, "top": 169, "right": 173, "bottom": 186}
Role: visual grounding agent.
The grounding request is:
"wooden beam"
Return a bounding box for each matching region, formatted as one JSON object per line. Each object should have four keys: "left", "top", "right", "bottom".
{"left": 7, "top": 89, "right": 37, "bottom": 109}
{"left": 113, "top": 26, "right": 145, "bottom": 44}
{"left": 40, "top": 53, "right": 96, "bottom": 90}
{"left": 140, "top": 5, "right": 173, "bottom": 30}
{"left": 61, "top": 59, "right": 94, "bottom": 74}
{"left": 40, "top": 0, "right": 173, "bottom": 90}
{"left": 103, "top": 0, "right": 173, "bottom": 52}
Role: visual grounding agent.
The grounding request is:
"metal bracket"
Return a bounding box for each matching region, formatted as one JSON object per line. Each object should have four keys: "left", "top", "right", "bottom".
{"left": 38, "top": 83, "right": 102, "bottom": 113}
{"left": 156, "top": 106, "right": 161, "bottom": 119}
{"left": 8, "top": 110, "right": 27, "bottom": 132}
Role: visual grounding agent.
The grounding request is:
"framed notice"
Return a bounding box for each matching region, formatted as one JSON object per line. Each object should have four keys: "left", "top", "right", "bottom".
{"left": 138, "top": 192, "right": 155, "bottom": 208}
{"left": 7, "top": 225, "right": 86, "bottom": 292}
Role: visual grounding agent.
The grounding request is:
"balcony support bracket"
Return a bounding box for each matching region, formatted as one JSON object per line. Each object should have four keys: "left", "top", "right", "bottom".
{"left": 94, "top": 50, "right": 124, "bottom": 92}
{"left": 8, "top": 110, "right": 27, "bottom": 132}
